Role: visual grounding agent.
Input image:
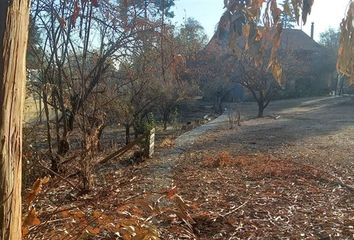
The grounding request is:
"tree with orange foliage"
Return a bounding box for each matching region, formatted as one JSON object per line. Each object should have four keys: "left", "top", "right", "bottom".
{"left": 337, "top": 1, "right": 354, "bottom": 83}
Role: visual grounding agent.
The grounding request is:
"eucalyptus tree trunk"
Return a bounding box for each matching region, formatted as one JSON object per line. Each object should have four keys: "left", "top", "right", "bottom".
{"left": 0, "top": 1, "right": 30, "bottom": 239}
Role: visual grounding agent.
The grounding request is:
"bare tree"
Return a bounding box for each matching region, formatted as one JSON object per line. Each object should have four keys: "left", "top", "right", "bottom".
{"left": 197, "top": 54, "right": 234, "bottom": 114}
{"left": 113, "top": 60, "right": 157, "bottom": 145}
{"left": 30, "top": 0, "right": 158, "bottom": 173}
{"left": 0, "top": 1, "right": 30, "bottom": 239}
{"left": 235, "top": 53, "right": 280, "bottom": 117}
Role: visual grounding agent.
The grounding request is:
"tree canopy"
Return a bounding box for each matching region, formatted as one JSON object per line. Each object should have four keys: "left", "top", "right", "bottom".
{"left": 280, "top": 0, "right": 297, "bottom": 29}
{"left": 320, "top": 28, "right": 340, "bottom": 49}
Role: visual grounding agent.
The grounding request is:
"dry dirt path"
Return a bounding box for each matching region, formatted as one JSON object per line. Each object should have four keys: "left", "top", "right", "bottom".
{"left": 164, "top": 96, "right": 354, "bottom": 239}
{"left": 193, "top": 96, "right": 354, "bottom": 183}
{"left": 149, "top": 96, "right": 354, "bottom": 191}
{"left": 144, "top": 111, "right": 229, "bottom": 191}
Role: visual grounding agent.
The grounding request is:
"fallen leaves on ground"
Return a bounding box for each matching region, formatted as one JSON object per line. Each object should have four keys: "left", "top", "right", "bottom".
{"left": 23, "top": 149, "right": 354, "bottom": 239}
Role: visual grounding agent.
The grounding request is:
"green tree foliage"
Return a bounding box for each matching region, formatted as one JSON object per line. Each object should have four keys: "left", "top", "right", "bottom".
{"left": 320, "top": 28, "right": 340, "bottom": 50}
{"left": 27, "top": 14, "right": 42, "bottom": 67}
{"left": 133, "top": 0, "right": 175, "bottom": 18}
{"left": 155, "top": 0, "right": 175, "bottom": 17}
{"left": 280, "top": 0, "right": 297, "bottom": 29}
{"left": 319, "top": 28, "right": 340, "bottom": 78}
{"left": 320, "top": 28, "right": 343, "bottom": 94}
{"left": 175, "top": 18, "right": 208, "bottom": 61}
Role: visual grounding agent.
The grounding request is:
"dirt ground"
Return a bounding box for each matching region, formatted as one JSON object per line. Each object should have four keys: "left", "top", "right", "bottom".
{"left": 152, "top": 96, "right": 354, "bottom": 239}
{"left": 25, "top": 96, "right": 354, "bottom": 240}
{"left": 195, "top": 96, "right": 354, "bottom": 180}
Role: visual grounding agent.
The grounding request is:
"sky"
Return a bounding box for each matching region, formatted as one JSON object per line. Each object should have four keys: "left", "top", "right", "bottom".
{"left": 172, "top": 0, "right": 350, "bottom": 42}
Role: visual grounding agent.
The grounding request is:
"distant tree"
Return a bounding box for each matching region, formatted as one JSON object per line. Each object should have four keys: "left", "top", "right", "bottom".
{"left": 175, "top": 18, "right": 208, "bottom": 61}
{"left": 320, "top": 28, "right": 340, "bottom": 50}
{"left": 280, "top": 0, "right": 297, "bottom": 29}
{"left": 134, "top": 0, "right": 175, "bottom": 18}
{"left": 214, "top": 1, "right": 285, "bottom": 118}
{"left": 198, "top": 54, "right": 234, "bottom": 114}
{"left": 319, "top": 28, "right": 341, "bottom": 93}
{"left": 113, "top": 58, "right": 157, "bottom": 145}
{"left": 27, "top": 14, "right": 42, "bottom": 66}
{"left": 235, "top": 53, "right": 281, "bottom": 118}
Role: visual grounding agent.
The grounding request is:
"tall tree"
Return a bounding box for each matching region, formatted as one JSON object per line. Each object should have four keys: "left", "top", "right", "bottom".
{"left": 176, "top": 18, "right": 208, "bottom": 61}
{"left": 320, "top": 28, "right": 340, "bottom": 50}
{"left": 130, "top": 0, "right": 175, "bottom": 18}
{"left": 280, "top": 0, "right": 297, "bottom": 29}
{"left": 27, "top": 14, "right": 42, "bottom": 67}
{"left": 319, "top": 28, "right": 340, "bottom": 80}
{"left": 0, "top": 0, "right": 30, "bottom": 239}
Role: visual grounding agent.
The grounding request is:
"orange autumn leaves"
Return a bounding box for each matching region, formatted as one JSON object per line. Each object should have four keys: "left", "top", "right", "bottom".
{"left": 337, "top": 1, "right": 354, "bottom": 83}
{"left": 22, "top": 176, "right": 50, "bottom": 236}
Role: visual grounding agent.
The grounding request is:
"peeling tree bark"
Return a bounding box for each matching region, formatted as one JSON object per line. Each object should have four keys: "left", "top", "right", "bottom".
{"left": 0, "top": 1, "right": 30, "bottom": 239}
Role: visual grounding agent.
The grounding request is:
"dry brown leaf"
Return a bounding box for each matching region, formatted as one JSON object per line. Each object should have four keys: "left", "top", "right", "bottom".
{"left": 271, "top": 60, "right": 283, "bottom": 84}
{"left": 242, "top": 24, "right": 251, "bottom": 50}
{"left": 160, "top": 138, "right": 174, "bottom": 148}
{"left": 71, "top": 209, "right": 85, "bottom": 219}
{"left": 337, "top": 2, "right": 354, "bottom": 82}
{"left": 26, "top": 176, "right": 50, "bottom": 204}
{"left": 22, "top": 207, "right": 41, "bottom": 236}
{"left": 86, "top": 226, "right": 101, "bottom": 235}
{"left": 302, "top": 0, "right": 314, "bottom": 24}
{"left": 255, "top": 29, "right": 263, "bottom": 41}
{"left": 166, "top": 186, "right": 177, "bottom": 199}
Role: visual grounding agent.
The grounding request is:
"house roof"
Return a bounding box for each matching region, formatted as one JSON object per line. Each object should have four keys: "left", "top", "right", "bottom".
{"left": 204, "top": 28, "right": 325, "bottom": 55}
{"left": 280, "top": 29, "right": 323, "bottom": 52}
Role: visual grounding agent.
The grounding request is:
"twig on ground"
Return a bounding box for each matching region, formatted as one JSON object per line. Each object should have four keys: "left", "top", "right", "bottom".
{"left": 38, "top": 161, "right": 80, "bottom": 191}
{"left": 217, "top": 197, "right": 250, "bottom": 219}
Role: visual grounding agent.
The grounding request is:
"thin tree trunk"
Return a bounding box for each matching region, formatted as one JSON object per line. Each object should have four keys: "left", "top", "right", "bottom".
{"left": 257, "top": 91, "right": 265, "bottom": 118}
{"left": 0, "top": 1, "right": 30, "bottom": 239}
{"left": 257, "top": 103, "right": 265, "bottom": 118}
{"left": 125, "top": 124, "right": 130, "bottom": 145}
{"left": 43, "top": 91, "right": 53, "bottom": 154}
{"left": 339, "top": 75, "right": 345, "bottom": 95}
{"left": 163, "top": 109, "right": 169, "bottom": 130}
{"left": 97, "top": 125, "right": 105, "bottom": 151}
{"left": 39, "top": 92, "right": 43, "bottom": 123}
{"left": 134, "top": 125, "right": 139, "bottom": 139}
{"left": 53, "top": 92, "right": 61, "bottom": 149}
{"left": 43, "top": 91, "right": 58, "bottom": 174}
{"left": 214, "top": 95, "right": 223, "bottom": 114}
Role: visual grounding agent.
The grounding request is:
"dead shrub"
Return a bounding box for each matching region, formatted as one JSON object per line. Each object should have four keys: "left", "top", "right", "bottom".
{"left": 202, "top": 151, "right": 234, "bottom": 168}
{"left": 202, "top": 155, "right": 217, "bottom": 168}
{"left": 231, "top": 154, "right": 321, "bottom": 180}
{"left": 160, "top": 138, "right": 175, "bottom": 148}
